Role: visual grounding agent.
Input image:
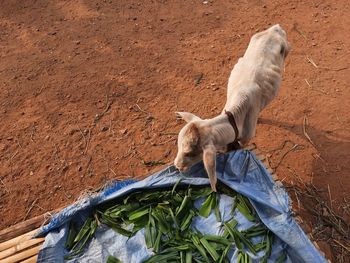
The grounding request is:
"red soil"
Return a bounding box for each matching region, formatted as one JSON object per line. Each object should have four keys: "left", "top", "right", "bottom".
{"left": 0, "top": 0, "right": 349, "bottom": 261}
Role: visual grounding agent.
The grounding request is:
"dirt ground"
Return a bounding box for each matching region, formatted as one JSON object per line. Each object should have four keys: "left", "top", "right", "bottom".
{"left": 0, "top": 0, "right": 349, "bottom": 261}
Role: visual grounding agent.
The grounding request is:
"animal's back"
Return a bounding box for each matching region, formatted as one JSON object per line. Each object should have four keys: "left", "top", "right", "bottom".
{"left": 225, "top": 25, "right": 289, "bottom": 112}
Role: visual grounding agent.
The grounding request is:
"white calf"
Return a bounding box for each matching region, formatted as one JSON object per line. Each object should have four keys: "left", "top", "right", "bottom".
{"left": 174, "top": 24, "right": 290, "bottom": 191}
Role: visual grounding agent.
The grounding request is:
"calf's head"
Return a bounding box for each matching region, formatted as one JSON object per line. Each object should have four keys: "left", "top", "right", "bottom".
{"left": 174, "top": 112, "right": 218, "bottom": 191}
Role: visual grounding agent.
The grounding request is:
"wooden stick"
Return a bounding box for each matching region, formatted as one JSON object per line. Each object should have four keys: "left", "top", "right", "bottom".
{"left": 0, "top": 209, "right": 59, "bottom": 242}
{"left": 1, "top": 245, "right": 41, "bottom": 263}
{"left": 0, "top": 238, "right": 44, "bottom": 259}
{"left": 0, "top": 229, "right": 38, "bottom": 252}
{"left": 21, "top": 255, "right": 38, "bottom": 263}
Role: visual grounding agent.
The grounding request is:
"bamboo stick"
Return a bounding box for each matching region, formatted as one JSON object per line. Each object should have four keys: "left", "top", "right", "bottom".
{"left": 0, "top": 214, "right": 48, "bottom": 243}
{"left": 1, "top": 245, "right": 41, "bottom": 263}
{"left": 20, "top": 255, "right": 38, "bottom": 263}
{"left": 0, "top": 229, "right": 38, "bottom": 252}
{"left": 0, "top": 237, "right": 44, "bottom": 259}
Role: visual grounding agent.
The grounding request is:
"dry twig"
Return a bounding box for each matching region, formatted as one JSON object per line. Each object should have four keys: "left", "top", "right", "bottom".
{"left": 293, "top": 23, "right": 308, "bottom": 40}
{"left": 303, "top": 115, "right": 316, "bottom": 147}
{"left": 272, "top": 144, "right": 301, "bottom": 170}
{"left": 306, "top": 55, "right": 318, "bottom": 68}
{"left": 23, "top": 198, "right": 38, "bottom": 220}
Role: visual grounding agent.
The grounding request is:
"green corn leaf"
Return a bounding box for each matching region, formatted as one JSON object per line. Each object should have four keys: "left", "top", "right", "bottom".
{"left": 247, "top": 252, "right": 253, "bottom": 263}
{"left": 222, "top": 219, "right": 238, "bottom": 240}
{"left": 180, "top": 210, "right": 195, "bottom": 232}
{"left": 172, "top": 179, "right": 183, "bottom": 194}
{"left": 191, "top": 187, "right": 213, "bottom": 199}
{"left": 168, "top": 208, "right": 179, "bottom": 228}
{"left": 231, "top": 196, "right": 238, "bottom": 215}
{"left": 214, "top": 193, "right": 221, "bottom": 222}
{"left": 143, "top": 251, "right": 179, "bottom": 263}
{"left": 275, "top": 252, "right": 287, "bottom": 263}
{"left": 89, "top": 219, "right": 98, "bottom": 237}
{"left": 180, "top": 251, "right": 185, "bottom": 263}
{"left": 65, "top": 221, "right": 78, "bottom": 250}
{"left": 128, "top": 207, "right": 150, "bottom": 222}
{"left": 176, "top": 195, "right": 190, "bottom": 218}
{"left": 173, "top": 193, "right": 184, "bottom": 203}
{"left": 245, "top": 229, "right": 267, "bottom": 238}
{"left": 100, "top": 213, "right": 119, "bottom": 227}
{"left": 132, "top": 218, "right": 148, "bottom": 235}
{"left": 232, "top": 232, "right": 242, "bottom": 250}
{"left": 222, "top": 218, "right": 238, "bottom": 238}
{"left": 152, "top": 209, "right": 170, "bottom": 233}
{"left": 237, "top": 251, "right": 243, "bottom": 263}
{"left": 73, "top": 218, "right": 93, "bottom": 244}
{"left": 148, "top": 210, "right": 156, "bottom": 227}
{"left": 203, "top": 235, "right": 231, "bottom": 246}
{"left": 253, "top": 241, "right": 267, "bottom": 251}
{"left": 265, "top": 231, "right": 273, "bottom": 258}
{"left": 218, "top": 244, "right": 232, "bottom": 263}
{"left": 111, "top": 226, "right": 133, "bottom": 237}
{"left": 233, "top": 229, "right": 257, "bottom": 255}
{"left": 237, "top": 203, "right": 255, "bottom": 222}
{"left": 106, "top": 255, "right": 122, "bottom": 263}
{"left": 144, "top": 224, "right": 153, "bottom": 248}
{"left": 199, "top": 237, "right": 220, "bottom": 261}
{"left": 175, "top": 244, "right": 193, "bottom": 250}
{"left": 198, "top": 193, "right": 214, "bottom": 218}
{"left": 67, "top": 231, "right": 92, "bottom": 259}
{"left": 153, "top": 229, "right": 162, "bottom": 253}
{"left": 192, "top": 239, "right": 210, "bottom": 263}
{"left": 186, "top": 251, "right": 192, "bottom": 263}
{"left": 237, "top": 195, "right": 255, "bottom": 221}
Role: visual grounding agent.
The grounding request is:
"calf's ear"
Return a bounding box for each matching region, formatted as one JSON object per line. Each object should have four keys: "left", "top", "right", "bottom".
{"left": 176, "top": 112, "right": 202, "bottom": 123}
{"left": 203, "top": 144, "right": 217, "bottom": 192}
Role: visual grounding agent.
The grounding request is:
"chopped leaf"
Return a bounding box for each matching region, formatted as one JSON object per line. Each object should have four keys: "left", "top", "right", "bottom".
{"left": 198, "top": 193, "right": 215, "bottom": 218}
{"left": 106, "top": 255, "right": 122, "bottom": 263}
{"left": 199, "top": 237, "right": 220, "bottom": 261}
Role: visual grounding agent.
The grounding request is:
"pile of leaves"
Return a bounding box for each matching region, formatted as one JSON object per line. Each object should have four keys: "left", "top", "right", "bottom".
{"left": 64, "top": 183, "right": 286, "bottom": 262}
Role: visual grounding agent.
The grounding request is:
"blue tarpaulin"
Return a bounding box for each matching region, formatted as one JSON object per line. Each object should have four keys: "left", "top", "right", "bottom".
{"left": 36, "top": 150, "right": 327, "bottom": 263}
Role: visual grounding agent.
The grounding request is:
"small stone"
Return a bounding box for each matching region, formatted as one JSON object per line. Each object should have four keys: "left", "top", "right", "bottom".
{"left": 48, "top": 32, "right": 57, "bottom": 35}
{"left": 78, "top": 166, "right": 82, "bottom": 171}
{"left": 30, "top": 171, "right": 34, "bottom": 176}
{"left": 119, "top": 129, "right": 127, "bottom": 135}
{"left": 100, "top": 126, "right": 109, "bottom": 132}
{"left": 45, "top": 135, "right": 50, "bottom": 140}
